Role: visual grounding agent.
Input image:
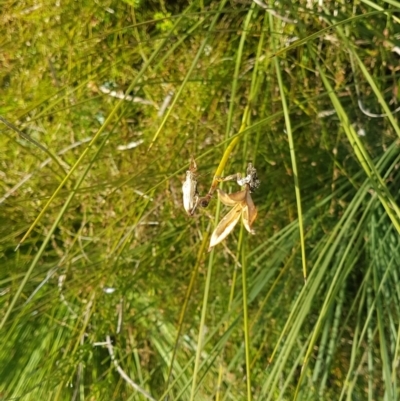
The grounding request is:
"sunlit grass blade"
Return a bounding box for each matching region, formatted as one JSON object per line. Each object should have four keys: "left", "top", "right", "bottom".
{"left": 272, "top": 11, "right": 384, "bottom": 59}
{"left": 0, "top": 115, "right": 68, "bottom": 177}
{"left": 3, "top": 2, "right": 400, "bottom": 399}
{"left": 147, "top": 18, "right": 212, "bottom": 150}
{"left": 328, "top": 21, "right": 400, "bottom": 139}
{"left": 0, "top": 125, "right": 112, "bottom": 330}
{"left": 270, "top": 14, "right": 307, "bottom": 281}
{"left": 241, "top": 235, "right": 252, "bottom": 401}
{"left": 291, "top": 142, "right": 400, "bottom": 399}
{"left": 315, "top": 62, "right": 400, "bottom": 234}
{"left": 164, "top": 231, "right": 209, "bottom": 399}
{"left": 16, "top": 5, "right": 195, "bottom": 249}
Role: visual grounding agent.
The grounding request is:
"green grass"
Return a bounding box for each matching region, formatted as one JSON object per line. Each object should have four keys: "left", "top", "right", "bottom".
{"left": 1, "top": 1, "right": 400, "bottom": 400}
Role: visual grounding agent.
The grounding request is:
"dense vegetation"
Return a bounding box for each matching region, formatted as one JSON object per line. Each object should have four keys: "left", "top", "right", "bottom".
{"left": 1, "top": 0, "right": 400, "bottom": 400}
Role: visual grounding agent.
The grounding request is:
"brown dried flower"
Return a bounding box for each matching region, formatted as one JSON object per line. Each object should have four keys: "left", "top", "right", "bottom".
{"left": 208, "top": 185, "right": 257, "bottom": 251}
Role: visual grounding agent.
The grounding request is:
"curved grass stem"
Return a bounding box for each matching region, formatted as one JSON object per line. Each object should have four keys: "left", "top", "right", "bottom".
{"left": 241, "top": 235, "right": 252, "bottom": 401}
{"left": 270, "top": 14, "right": 307, "bottom": 281}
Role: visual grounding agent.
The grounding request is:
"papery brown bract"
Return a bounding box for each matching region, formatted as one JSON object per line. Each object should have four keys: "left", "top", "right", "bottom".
{"left": 208, "top": 203, "right": 242, "bottom": 251}
{"left": 242, "top": 189, "right": 257, "bottom": 234}
{"left": 208, "top": 185, "right": 257, "bottom": 251}
{"left": 216, "top": 188, "right": 247, "bottom": 206}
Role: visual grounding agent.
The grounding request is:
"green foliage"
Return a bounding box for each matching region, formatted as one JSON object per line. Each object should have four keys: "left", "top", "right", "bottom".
{"left": 1, "top": 0, "right": 400, "bottom": 400}
{"left": 153, "top": 12, "right": 174, "bottom": 32}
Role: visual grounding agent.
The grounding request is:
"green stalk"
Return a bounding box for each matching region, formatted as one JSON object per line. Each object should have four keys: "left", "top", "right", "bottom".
{"left": 215, "top": 227, "right": 243, "bottom": 401}
{"left": 241, "top": 236, "right": 252, "bottom": 401}
{"left": 270, "top": 13, "right": 307, "bottom": 280}
{"left": 225, "top": 3, "right": 256, "bottom": 138}
{"left": 189, "top": 248, "right": 216, "bottom": 401}
{"left": 189, "top": 3, "right": 231, "bottom": 399}
{"left": 164, "top": 231, "right": 209, "bottom": 399}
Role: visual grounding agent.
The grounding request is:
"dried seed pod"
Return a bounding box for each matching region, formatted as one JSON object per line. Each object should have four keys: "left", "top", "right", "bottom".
{"left": 242, "top": 189, "right": 257, "bottom": 234}
{"left": 182, "top": 157, "right": 199, "bottom": 216}
{"left": 208, "top": 184, "right": 257, "bottom": 251}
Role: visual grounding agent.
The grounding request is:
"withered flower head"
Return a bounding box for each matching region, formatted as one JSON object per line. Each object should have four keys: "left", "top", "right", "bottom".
{"left": 237, "top": 163, "right": 260, "bottom": 193}
{"left": 208, "top": 184, "right": 257, "bottom": 251}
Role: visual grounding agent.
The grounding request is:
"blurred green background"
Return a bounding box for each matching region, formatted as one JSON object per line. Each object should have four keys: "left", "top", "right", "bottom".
{"left": 1, "top": 0, "right": 400, "bottom": 400}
